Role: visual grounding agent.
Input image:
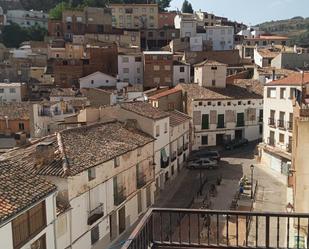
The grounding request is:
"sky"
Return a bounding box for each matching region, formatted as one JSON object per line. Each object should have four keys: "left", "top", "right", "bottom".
{"left": 169, "top": 0, "right": 309, "bottom": 25}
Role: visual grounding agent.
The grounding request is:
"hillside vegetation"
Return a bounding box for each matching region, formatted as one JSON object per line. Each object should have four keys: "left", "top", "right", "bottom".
{"left": 258, "top": 16, "right": 309, "bottom": 46}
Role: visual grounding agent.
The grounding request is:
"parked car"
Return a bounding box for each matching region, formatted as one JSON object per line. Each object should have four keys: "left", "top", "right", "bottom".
{"left": 189, "top": 150, "right": 221, "bottom": 161}
{"left": 187, "top": 158, "right": 218, "bottom": 169}
{"left": 224, "top": 138, "right": 249, "bottom": 150}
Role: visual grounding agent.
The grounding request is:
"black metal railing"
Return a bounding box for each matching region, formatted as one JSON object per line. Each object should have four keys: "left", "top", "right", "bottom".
{"left": 184, "top": 142, "right": 189, "bottom": 151}
{"left": 277, "top": 119, "right": 285, "bottom": 129}
{"left": 87, "top": 204, "right": 104, "bottom": 225}
{"left": 121, "top": 208, "right": 309, "bottom": 249}
{"left": 267, "top": 137, "right": 275, "bottom": 147}
{"left": 114, "top": 186, "right": 126, "bottom": 206}
{"left": 287, "top": 121, "right": 293, "bottom": 131}
{"left": 268, "top": 118, "right": 275, "bottom": 126}
{"left": 161, "top": 157, "right": 169, "bottom": 168}
{"left": 177, "top": 146, "right": 183, "bottom": 156}
{"left": 137, "top": 173, "right": 147, "bottom": 189}
{"left": 171, "top": 152, "right": 177, "bottom": 162}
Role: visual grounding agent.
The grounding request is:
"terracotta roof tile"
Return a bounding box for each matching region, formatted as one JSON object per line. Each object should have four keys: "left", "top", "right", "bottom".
{"left": 168, "top": 110, "right": 191, "bottom": 127}
{"left": 176, "top": 83, "right": 263, "bottom": 101}
{"left": 268, "top": 72, "right": 309, "bottom": 86}
{"left": 148, "top": 88, "right": 182, "bottom": 100}
{"left": 121, "top": 102, "right": 170, "bottom": 120}
{"left": 0, "top": 102, "right": 31, "bottom": 120}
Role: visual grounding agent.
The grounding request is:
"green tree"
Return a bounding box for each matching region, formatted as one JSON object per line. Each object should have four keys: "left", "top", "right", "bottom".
{"left": 20, "top": 0, "right": 62, "bottom": 11}
{"left": 181, "top": 0, "right": 193, "bottom": 13}
{"left": 49, "top": 2, "right": 71, "bottom": 20}
{"left": 157, "top": 0, "right": 171, "bottom": 11}
{"left": 0, "top": 23, "right": 47, "bottom": 48}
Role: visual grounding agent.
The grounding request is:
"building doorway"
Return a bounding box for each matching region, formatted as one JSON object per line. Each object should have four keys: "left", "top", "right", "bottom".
{"left": 216, "top": 134, "right": 224, "bottom": 146}
{"left": 118, "top": 206, "right": 126, "bottom": 235}
{"left": 235, "top": 129, "right": 243, "bottom": 139}
{"left": 109, "top": 212, "right": 117, "bottom": 241}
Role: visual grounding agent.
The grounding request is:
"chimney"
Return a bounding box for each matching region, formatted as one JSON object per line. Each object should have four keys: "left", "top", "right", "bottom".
{"left": 14, "top": 131, "right": 28, "bottom": 147}
{"left": 35, "top": 141, "right": 55, "bottom": 169}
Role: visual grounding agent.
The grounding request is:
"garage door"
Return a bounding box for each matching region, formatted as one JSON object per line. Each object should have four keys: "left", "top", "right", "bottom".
{"left": 271, "top": 155, "right": 281, "bottom": 173}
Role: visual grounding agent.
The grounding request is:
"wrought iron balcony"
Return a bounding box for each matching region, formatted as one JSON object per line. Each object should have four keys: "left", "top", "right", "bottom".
{"left": 87, "top": 203, "right": 104, "bottom": 226}
{"left": 177, "top": 146, "right": 183, "bottom": 156}
{"left": 114, "top": 186, "right": 126, "bottom": 206}
{"left": 183, "top": 142, "right": 189, "bottom": 151}
{"left": 161, "top": 157, "right": 169, "bottom": 169}
{"left": 137, "top": 173, "right": 147, "bottom": 189}
{"left": 277, "top": 120, "right": 285, "bottom": 129}
{"left": 267, "top": 137, "right": 275, "bottom": 147}
{"left": 171, "top": 152, "right": 177, "bottom": 162}
{"left": 287, "top": 121, "right": 293, "bottom": 131}
{"left": 121, "top": 208, "right": 309, "bottom": 249}
{"left": 268, "top": 118, "right": 275, "bottom": 127}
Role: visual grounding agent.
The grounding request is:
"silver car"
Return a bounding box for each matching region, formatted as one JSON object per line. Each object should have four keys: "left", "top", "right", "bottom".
{"left": 187, "top": 158, "right": 218, "bottom": 169}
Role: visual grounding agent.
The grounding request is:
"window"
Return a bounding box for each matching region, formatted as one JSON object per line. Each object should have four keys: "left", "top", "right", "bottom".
{"left": 19, "top": 123, "right": 25, "bottom": 130}
{"left": 289, "top": 88, "right": 296, "bottom": 99}
{"left": 202, "top": 114, "right": 209, "bottom": 129}
{"left": 248, "top": 100, "right": 251, "bottom": 105}
{"left": 91, "top": 225, "right": 99, "bottom": 245}
{"left": 227, "top": 102, "right": 231, "bottom": 106}
{"left": 198, "top": 101, "right": 202, "bottom": 106}
{"left": 207, "top": 101, "right": 212, "bottom": 106}
{"left": 238, "top": 101, "right": 241, "bottom": 105}
{"left": 114, "top": 157, "right": 120, "bottom": 168}
{"left": 91, "top": 80, "right": 94, "bottom": 84}
{"left": 211, "top": 66, "right": 217, "bottom": 70}
{"left": 0, "top": 88, "right": 4, "bottom": 93}
{"left": 153, "top": 65, "right": 160, "bottom": 71}
{"left": 217, "top": 114, "right": 225, "bottom": 128}
{"left": 148, "top": 32, "right": 153, "bottom": 37}
{"left": 12, "top": 201, "right": 46, "bottom": 249}
{"left": 267, "top": 87, "right": 276, "bottom": 98}
{"left": 122, "top": 57, "right": 129, "bottom": 63}
{"left": 280, "top": 88, "right": 286, "bottom": 99}
{"left": 156, "top": 125, "right": 160, "bottom": 137}
{"left": 279, "top": 133, "right": 285, "bottom": 143}
{"left": 135, "top": 57, "right": 142, "bottom": 62}
{"left": 10, "top": 88, "right": 16, "bottom": 93}
{"left": 201, "top": 135, "right": 208, "bottom": 145}
{"left": 164, "top": 65, "right": 171, "bottom": 71}
{"left": 218, "top": 102, "right": 221, "bottom": 106}
{"left": 180, "top": 67, "right": 185, "bottom": 72}
{"left": 164, "top": 123, "right": 168, "bottom": 133}
{"left": 259, "top": 124, "right": 263, "bottom": 134}
{"left": 88, "top": 168, "right": 96, "bottom": 181}
{"left": 123, "top": 68, "right": 129, "bottom": 73}
{"left": 212, "top": 80, "right": 216, "bottom": 86}
{"left": 237, "top": 113, "right": 245, "bottom": 127}
{"left": 179, "top": 78, "right": 185, "bottom": 83}
{"left": 31, "top": 234, "right": 46, "bottom": 249}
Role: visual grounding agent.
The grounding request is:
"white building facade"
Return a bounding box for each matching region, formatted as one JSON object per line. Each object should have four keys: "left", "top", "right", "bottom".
{"left": 6, "top": 10, "right": 48, "bottom": 28}
{"left": 173, "top": 62, "right": 191, "bottom": 85}
{"left": 118, "top": 54, "right": 143, "bottom": 84}
{"left": 0, "top": 82, "right": 26, "bottom": 102}
{"left": 205, "top": 26, "right": 234, "bottom": 51}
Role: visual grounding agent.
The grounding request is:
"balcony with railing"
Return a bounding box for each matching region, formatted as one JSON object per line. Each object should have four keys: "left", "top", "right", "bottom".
{"left": 267, "top": 137, "right": 275, "bottom": 147}
{"left": 287, "top": 121, "right": 293, "bottom": 131}
{"left": 184, "top": 142, "right": 189, "bottom": 151}
{"left": 171, "top": 152, "right": 177, "bottom": 162}
{"left": 87, "top": 203, "right": 104, "bottom": 225}
{"left": 137, "top": 173, "right": 147, "bottom": 189}
{"left": 177, "top": 146, "right": 183, "bottom": 156}
{"left": 114, "top": 186, "right": 126, "bottom": 206}
{"left": 268, "top": 118, "right": 276, "bottom": 127}
{"left": 121, "top": 208, "right": 309, "bottom": 249}
{"left": 161, "top": 157, "right": 170, "bottom": 169}
{"left": 277, "top": 120, "right": 285, "bottom": 130}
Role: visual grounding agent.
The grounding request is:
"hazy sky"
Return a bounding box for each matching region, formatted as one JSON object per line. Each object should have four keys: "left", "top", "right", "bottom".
{"left": 169, "top": 0, "right": 309, "bottom": 25}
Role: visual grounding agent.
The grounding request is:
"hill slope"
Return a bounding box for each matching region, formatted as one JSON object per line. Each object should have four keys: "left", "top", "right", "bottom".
{"left": 258, "top": 17, "right": 309, "bottom": 46}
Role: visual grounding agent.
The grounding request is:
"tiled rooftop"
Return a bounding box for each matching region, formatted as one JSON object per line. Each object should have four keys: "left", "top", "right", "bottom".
{"left": 176, "top": 83, "right": 263, "bottom": 101}
{"left": 148, "top": 88, "right": 182, "bottom": 100}
{"left": 194, "top": 59, "right": 226, "bottom": 67}
{"left": 0, "top": 159, "right": 57, "bottom": 224}
{"left": 2, "top": 121, "right": 155, "bottom": 179}
{"left": 168, "top": 110, "right": 191, "bottom": 127}
{"left": 121, "top": 102, "right": 170, "bottom": 120}
{"left": 0, "top": 102, "right": 31, "bottom": 120}
{"left": 257, "top": 48, "right": 280, "bottom": 58}
{"left": 268, "top": 72, "right": 309, "bottom": 86}
{"left": 50, "top": 88, "right": 82, "bottom": 97}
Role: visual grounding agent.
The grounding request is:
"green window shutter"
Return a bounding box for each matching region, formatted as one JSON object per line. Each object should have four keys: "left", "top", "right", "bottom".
{"left": 202, "top": 114, "right": 209, "bottom": 129}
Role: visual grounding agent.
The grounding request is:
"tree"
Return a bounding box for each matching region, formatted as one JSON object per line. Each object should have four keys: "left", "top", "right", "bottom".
{"left": 0, "top": 23, "right": 47, "bottom": 48}
{"left": 49, "top": 2, "right": 71, "bottom": 20}
{"left": 157, "top": 0, "right": 171, "bottom": 11}
{"left": 181, "top": 0, "right": 193, "bottom": 13}
{"left": 20, "top": 0, "right": 62, "bottom": 11}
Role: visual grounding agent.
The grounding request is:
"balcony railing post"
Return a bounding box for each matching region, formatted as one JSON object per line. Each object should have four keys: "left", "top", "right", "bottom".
{"left": 266, "top": 215, "right": 270, "bottom": 248}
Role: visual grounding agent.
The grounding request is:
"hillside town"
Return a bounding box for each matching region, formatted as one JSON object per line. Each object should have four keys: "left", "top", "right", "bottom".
{"left": 0, "top": 1, "right": 309, "bottom": 249}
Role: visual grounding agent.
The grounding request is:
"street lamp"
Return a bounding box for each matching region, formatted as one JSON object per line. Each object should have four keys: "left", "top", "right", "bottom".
{"left": 250, "top": 164, "right": 254, "bottom": 199}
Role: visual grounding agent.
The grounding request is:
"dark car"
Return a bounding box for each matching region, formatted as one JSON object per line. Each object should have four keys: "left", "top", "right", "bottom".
{"left": 189, "top": 150, "right": 221, "bottom": 161}
{"left": 224, "top": 138, "right": 249, "bottom": 150}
